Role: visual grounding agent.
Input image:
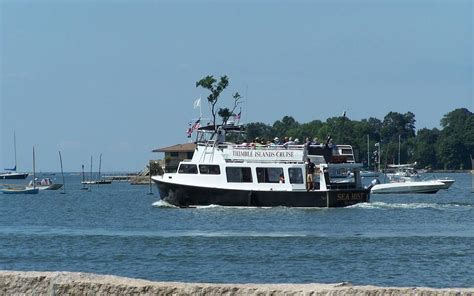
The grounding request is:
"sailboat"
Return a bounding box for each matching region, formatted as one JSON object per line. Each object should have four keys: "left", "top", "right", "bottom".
{"left": 1, "top": 147, "right": 39, "bottom": 194}
{"left": 0, "top": 133, "right": 29, "bottom": 179}
{"left": 80, "top": 154, "right": 112, "bottom": 185}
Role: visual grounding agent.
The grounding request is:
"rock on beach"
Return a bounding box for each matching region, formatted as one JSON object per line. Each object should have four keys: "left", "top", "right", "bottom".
{"left": 0, "top": 271, "right": 473, "bottom": 295}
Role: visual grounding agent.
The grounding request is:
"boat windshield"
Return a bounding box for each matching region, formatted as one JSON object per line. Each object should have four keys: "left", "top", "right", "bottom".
{"left": 195, "top": 124, "right": 246, "bottom": 145}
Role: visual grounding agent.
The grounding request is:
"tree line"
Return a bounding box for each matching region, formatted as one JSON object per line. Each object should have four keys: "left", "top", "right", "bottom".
{"left": 244, "top": 108, "right": 473, "bottom": 170}
{"left": 195, "top": 75, "right": 473, "bottom": 170}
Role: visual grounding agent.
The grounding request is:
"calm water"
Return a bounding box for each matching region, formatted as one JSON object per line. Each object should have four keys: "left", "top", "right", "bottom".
{"left": 0, "top": 173, "right": 473, "bottom": 288}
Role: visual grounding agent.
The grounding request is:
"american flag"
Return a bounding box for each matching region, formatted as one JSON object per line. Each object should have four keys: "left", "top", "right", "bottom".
{"left": 191, "top": 118, "right": 201, "bottom": 131}
{"left": 233, "top": 110, "right": 241, "bottom": 121}
{"left": 185, "top": 118, "right": 201, "bottom": 137}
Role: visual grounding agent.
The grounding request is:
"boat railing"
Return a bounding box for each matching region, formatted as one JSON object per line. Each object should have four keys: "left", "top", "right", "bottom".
{"left": 227, "top": 143, "right": 306, "bottom": 150}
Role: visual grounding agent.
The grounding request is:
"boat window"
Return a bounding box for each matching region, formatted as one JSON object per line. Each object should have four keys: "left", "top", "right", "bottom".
{"left": 288, "top": 168, "right": 304, "bottom": 184}
{"left": 256, "top": 167, "right": 283, "bottom": 183}
{"left": 178, "top": 164, "right": 198, "bottom": 174}
{"left": 199, "top": 165, "right": 221, "bottom": 175}
{"left": 226, "top": 167, "right": 252, "bottom": 183}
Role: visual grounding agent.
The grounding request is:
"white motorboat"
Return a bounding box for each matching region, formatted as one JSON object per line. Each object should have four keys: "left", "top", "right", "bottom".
{"left": 370, "top": 179, "right": 446, "bottom": 194}
{"left": 436, "top": 178, "right": 455, "bottom": 189}
{"left": 381, "top": 163, "right": 455, "bottom": 191}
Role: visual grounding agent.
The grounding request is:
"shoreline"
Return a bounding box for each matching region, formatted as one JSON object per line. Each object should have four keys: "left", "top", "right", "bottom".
{"left": 1, "top": 271, "right": 473, "bottom": 295}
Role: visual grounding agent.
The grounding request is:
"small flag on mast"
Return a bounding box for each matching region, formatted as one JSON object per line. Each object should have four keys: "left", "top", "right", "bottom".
{"left": 233, "top": 108, "right": 241, "bottom": 121}
{"left": 193, "top": 97, "right": 201, "bottom": 109}
{"left": 186, "top": 118, "right": 201, "bottom": 137}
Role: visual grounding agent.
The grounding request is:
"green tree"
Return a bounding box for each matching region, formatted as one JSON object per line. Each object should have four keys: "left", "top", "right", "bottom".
{"left": 412, "top": 128, "right": 440, "bottom": 169}
{"left": 272, "top": 116, "right": 299, "bottom": 138}
{"left": 437, "top": 108, "right": 474, "bottom": 169}
{"left": 245, "top": 122, "right": 274, "bottom": 142}
{"left": 196, "top": 75, "right": 242, "bottom": 130}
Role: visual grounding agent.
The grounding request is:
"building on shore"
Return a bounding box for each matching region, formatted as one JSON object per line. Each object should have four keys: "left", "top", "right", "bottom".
{"left": 152, "top": 143, "right": 196, "bottom": 173}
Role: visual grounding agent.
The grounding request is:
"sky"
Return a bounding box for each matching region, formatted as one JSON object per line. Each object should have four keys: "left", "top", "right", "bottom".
{"left": 1, "top": 0, "right": 472, "bottom": 172}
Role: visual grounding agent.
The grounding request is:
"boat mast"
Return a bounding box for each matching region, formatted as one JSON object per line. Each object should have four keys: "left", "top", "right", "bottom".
{"left": 367, "top": 134, "right": 370, "bottom": 169}
{"left": 59, "top": 151, "right": 66, "bottom": 194}
{"left": 81, "top": 164, "right": 86, "bottom": 190}
{"left": 14, "top": 132, "right": 17, "bottom": 171}
{"left": 32, "top": 147, "right": 36, "bottom": 190}
{"left": 98, "top": 153, "right": 102, "bottom": 187}
{"left": 89, "top": 156, "right": 93, "bottom": 191}
{"left": 398, "top": 134, "right": 401, "bottom": 165}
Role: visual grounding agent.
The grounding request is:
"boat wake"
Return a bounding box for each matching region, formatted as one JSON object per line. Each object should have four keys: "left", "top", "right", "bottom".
{"left": 151, "top": 200, "right": 177, "bottom": 208}
{"left": 350, "top": 201, "right": 474, "bottom": 210}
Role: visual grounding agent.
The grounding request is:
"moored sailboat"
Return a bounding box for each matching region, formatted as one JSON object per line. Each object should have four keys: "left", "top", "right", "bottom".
{"left": 1, "top": 147, "right": 38, "bottom": 194}
{"left": 0, "top": 133, "right": 28, "bottom": 180}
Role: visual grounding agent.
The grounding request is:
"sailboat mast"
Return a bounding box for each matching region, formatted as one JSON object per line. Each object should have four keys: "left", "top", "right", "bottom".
{"left": 32, "top": 147, "right": 36, "bottom": 190}
{"left": 89, "top": 156, "right": 93, "bottom": 191}
{"left": 98, "top": 153, "right": 102, "bottom": 188}
{"left": 367, "top": 134, "right": 370, "bottom": 169}
{"left": 99, "top": 153, "right": 102, "bottom": 181}
{"left": 398, "top": 134, "right": 401, "bottom": 165}
{"left": 59, "top": 151, "right": 66, "bottom": 194}
{"left": 14, "top": 132, "right": 17, "bottom": 171}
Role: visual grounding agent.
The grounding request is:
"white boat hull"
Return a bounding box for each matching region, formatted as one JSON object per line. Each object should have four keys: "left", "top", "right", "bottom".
{"left": 371, "top": 180, "right": 446, "bottom": 194}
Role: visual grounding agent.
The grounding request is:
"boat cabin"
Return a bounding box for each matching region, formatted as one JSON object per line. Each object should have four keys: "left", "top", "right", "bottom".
{"left": 166, "top": 124, "right": 364, "bottom": 192}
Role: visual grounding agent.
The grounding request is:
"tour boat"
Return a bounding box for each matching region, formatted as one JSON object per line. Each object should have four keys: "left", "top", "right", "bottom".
{"left": 152, "top": 124, "right": 370, "bottom": 208}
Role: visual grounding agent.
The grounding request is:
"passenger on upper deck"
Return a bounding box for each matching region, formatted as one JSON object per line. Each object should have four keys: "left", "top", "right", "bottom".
{"left": 283, "top": 137, "right": 295, "bottom": 148}
{"left": 325, "top": 135, "right": 333, "bottom": 148}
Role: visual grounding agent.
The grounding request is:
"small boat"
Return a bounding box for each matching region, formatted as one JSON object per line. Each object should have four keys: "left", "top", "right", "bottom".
{"left": 26, "top": 178, "right": 63, "bottom": 190}
{"left": 370, "top": 179, "right": 446, "bottom": 194}
{"left": 0, "top": 133, "right": 28, "bottom": 180}
{"left": 0, "top": 170, "right": 29, "bottom": 180}
{"left": 1, "top": 147, "right": 38, "bottom": 195}
{"left": 80, "top": 154, "right": 112, "bottom": 186}
{"left": 81, "top": 179, "right": 112, "bottom": 185}
{"left": 0, "top": 187, "right": 39, "bottom": 194}
{"left": 381, "top": 163, "right": 455, "bottom": 191}
{"left": 436, "top": 178, "right": 455, "bottom": 189}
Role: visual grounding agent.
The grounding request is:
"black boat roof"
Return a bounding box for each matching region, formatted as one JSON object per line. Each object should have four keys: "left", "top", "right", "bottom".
{"left": 198, "top": 124, "right": 245, "bottom": 132}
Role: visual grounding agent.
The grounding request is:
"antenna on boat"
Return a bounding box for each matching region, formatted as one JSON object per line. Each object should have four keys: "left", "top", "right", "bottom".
{"left": 59, "top": 151, "right": 66, "bottom": 194}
